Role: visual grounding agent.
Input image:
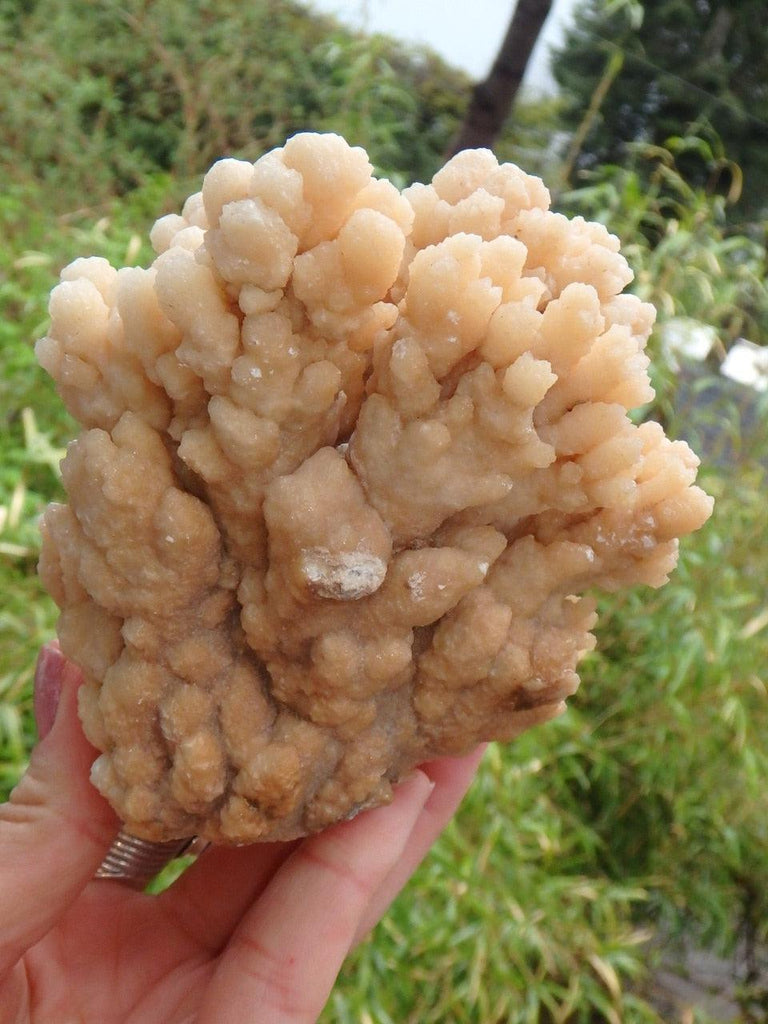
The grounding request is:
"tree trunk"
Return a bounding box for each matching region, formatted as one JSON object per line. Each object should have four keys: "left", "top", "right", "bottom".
{"left": 447, "top": 0, "right": 554, "bottom": 157}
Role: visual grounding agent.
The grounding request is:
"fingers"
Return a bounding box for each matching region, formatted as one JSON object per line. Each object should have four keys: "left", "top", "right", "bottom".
{"left": 351, "top": 745, "right": 485, "bottom": 946}
{"left": 0, "top": 645, "right": 119, "bottom": 977}
{"left": 158, "top": 840, "right": 298, "bottom": 955}
{"left": 197, "top": 770, "right": 435, "bottom": 1024}
{"left": 162, "top": 748, "right": 483, "bottom": 961}
{"left": 33, "top": 641, "right": 63, "bottom": 740}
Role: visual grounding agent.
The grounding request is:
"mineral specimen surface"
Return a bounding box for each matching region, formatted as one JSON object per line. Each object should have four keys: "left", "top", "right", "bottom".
{"left": 37, "top": 134, "right": 713, "bottom": 842}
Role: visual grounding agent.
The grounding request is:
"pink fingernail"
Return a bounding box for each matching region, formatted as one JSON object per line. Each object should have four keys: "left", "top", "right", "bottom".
{"left": 34, "top": 643, "right": 66, "bottom": 740}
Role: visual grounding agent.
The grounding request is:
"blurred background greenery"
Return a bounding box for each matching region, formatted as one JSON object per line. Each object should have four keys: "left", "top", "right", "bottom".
{"left": 1, "top": 1, "right": 767, "bottom": 1020}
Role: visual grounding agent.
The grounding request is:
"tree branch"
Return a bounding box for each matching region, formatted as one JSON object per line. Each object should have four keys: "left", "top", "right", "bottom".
{"left": 447, "top": 0, "right": 554, "bottom": 157}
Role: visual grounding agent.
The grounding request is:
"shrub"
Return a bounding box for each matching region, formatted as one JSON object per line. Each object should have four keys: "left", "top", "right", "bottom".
{"left": 0, "top": 0, "right": 470, "bottom": 207}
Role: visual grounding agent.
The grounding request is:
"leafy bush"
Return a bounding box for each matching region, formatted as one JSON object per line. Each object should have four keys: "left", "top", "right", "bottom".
{"left": 559, "top": 143, "right": 768, "bottom": 342}
{"left": 551, "top": 0, "right": 768, "bottom": 225}
{"left": 0, "top": 0, "right": 470, "bottom": 207}
{"left": 558, "top": 141, "right": 768, "bottom": 439}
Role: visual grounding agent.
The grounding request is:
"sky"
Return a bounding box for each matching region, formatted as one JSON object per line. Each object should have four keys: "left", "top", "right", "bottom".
{"left": 307, "top": 0, "right": 581, "bottom": 92}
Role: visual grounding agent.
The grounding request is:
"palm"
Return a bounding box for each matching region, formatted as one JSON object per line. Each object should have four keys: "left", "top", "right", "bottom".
{"left": 19, "top": 880, "right": 224, "bottom": 1022}
{"left": 16, "top": 836, "right": 316, "bottom": 1023}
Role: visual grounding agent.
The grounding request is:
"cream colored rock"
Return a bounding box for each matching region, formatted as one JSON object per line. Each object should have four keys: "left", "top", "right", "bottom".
{"left": 37, "top": 133, "right": 713, "bottom": 843}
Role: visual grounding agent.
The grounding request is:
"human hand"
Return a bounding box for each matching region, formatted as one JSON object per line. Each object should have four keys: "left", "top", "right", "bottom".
{"left": 1, "top": 644, "right": 483, "bottom": 1024}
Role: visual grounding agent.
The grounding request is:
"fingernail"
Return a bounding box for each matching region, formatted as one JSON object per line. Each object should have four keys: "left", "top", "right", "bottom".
{"left": 401, "top": 769, "right": 436, "bottom": 808}
{"left": 34, "top": 643, "right": 66, "bottom": 740}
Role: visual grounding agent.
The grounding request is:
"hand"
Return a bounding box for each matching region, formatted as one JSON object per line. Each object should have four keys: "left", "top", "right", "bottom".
{"left": 0, "top": 645, "right": 483, "bottom": 1024}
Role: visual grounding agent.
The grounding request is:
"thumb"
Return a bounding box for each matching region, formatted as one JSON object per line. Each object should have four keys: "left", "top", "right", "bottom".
{"left": 0, "top": 644, "right": 119, "bottom": 977}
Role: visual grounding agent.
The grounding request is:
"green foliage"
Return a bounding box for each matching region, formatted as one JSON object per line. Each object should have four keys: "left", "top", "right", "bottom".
{"left": 0, "top": 0, "right": 469, "bottom": 207}
{"left": 566, "top": 465, "right": 768, "bottom": 953}
{"left": 552, "top": 0, "right": 768, "bottom": 224}
{"left": 558, "top": 141, "right": 768, "bottom": 434}
{"left": 323, "top": 733, "right": 659, "bottom": 1024}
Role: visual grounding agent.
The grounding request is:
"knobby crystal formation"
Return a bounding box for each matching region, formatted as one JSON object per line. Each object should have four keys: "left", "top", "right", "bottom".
{"left": 37, "top": 134, "right": 713, "bottom": 842}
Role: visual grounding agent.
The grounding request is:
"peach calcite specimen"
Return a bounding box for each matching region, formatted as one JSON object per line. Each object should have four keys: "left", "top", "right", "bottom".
{"left": 37, "top": 133, "right": 713, "bottom": 842}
